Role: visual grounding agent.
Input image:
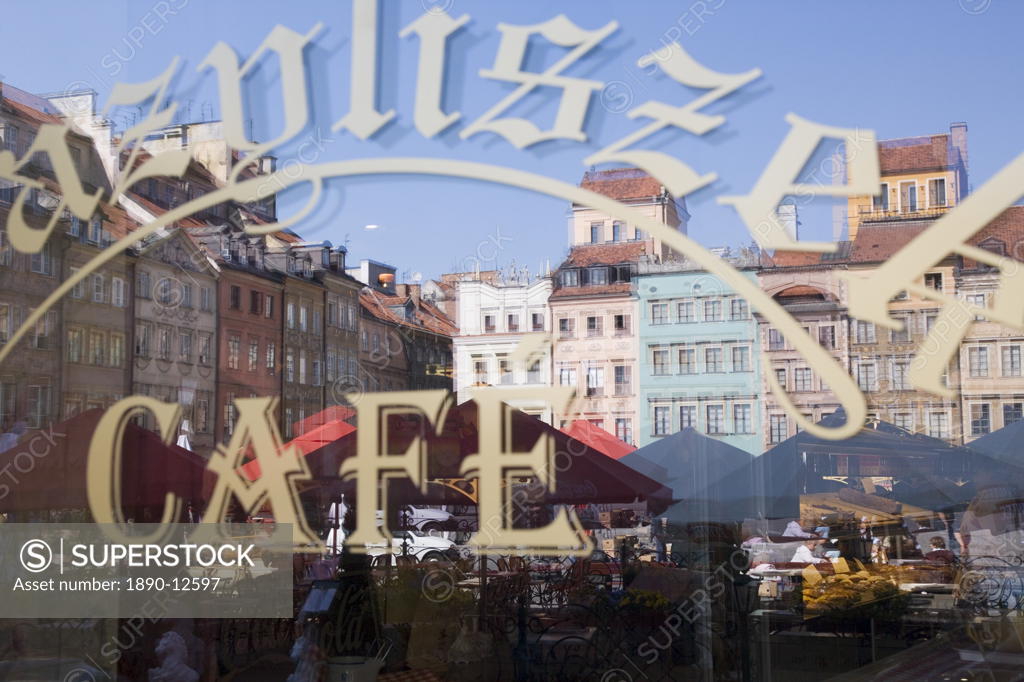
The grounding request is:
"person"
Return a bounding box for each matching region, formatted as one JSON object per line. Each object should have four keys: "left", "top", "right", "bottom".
{"left": 791, "top": 537, "right": 826, "bottom": 564}
{"left": 924, "top": 537, "right": 956, "bottom": 564}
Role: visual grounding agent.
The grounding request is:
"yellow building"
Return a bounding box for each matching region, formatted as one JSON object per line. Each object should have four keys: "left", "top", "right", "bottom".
{"left": 846, "top": 122, "right": 968, "bottom": 241}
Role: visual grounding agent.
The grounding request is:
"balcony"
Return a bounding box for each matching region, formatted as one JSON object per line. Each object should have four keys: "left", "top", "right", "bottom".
{"left": 857, "top": 204, "right": 951, "bottom": 224}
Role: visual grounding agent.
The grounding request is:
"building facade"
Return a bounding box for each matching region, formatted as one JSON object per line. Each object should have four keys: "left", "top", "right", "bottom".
{"left": 131, "top": 229, "right": 218, "bottom": 455}
{"left": 549, "top": 242, "right": 643, "bottom": 443}
{"left": 453, "top": 271, "right": 553, "bottom": 422}
{"left": 636, "top": 253, "right": 763, "bottom": 453}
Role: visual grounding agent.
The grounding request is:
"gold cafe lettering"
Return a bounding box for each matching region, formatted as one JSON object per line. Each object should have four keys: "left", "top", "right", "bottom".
{"left": 86, "top": 388, "right": 592, "bottom": 556}
{"left": 1, "top": 2, "right": 1024, "bottom": 550}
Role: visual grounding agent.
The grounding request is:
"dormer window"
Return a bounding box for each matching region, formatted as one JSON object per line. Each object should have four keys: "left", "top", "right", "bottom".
{"left": 288, "top": 254, "right": 298, "bottom": 273}
{"left": 303, "top": 259, "right": 312, "bottom": 277}
{"left": 247, "top": 245, "right": 258, "bottom": 266}
{"left": 322, "top": 248, "right": 330, "bottom": 267}
{"left": 589, "top": 267, "right": 608, "bottom": 286}
{"left": 561, "top": 269, "right": 579, "bottom": 287}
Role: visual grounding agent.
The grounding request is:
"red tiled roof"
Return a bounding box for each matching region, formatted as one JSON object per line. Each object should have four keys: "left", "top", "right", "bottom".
{"left": 849, "top": 223, "right": 930, "bottom": 264}
{"left": 561, "top": 242, "right": 648, "bottom": 267}
{"left": 360, "top": 290, "right": 456, "bottom": 337}
{"left": 962, "top": 205, "right": 1024, "bottom": 267}
{"left": 879, "top": 134, "right": 954, "bottom": 174}
{"left": 550, "top": 282, "right": 632, "bottom": 299}
{"left": 579, "top": 168, "right": 663, "bottom": 202}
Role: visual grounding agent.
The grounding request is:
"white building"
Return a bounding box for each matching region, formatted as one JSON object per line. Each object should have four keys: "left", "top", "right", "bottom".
{"left": 453, "top": 271, "right": 554, "bottom": 423}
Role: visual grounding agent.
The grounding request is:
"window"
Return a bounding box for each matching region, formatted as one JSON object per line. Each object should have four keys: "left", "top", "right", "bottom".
{"left": 498, "top": 357, "right": 513, "bottom": 385}
{"left": 774, "top": 368, "right": 787, "bottom": 390}
{"left": 965, "top": 293, "right": 986, "bottom": 321}
{"left": 1, "top": 124, "right": 19, "bottom": 153}
{"left": 135, "top": 324, "right": 150, "bottom": 357}
{"left": 924, "top": 273, "right": 943, "bottom": 292}
{"left": 613, "top": 365, "right": 631, "bottom": 395}
{"left": 586, "top": 316, "right": 602, "bottom": 337}
{"left": 891, "top": 320, "right": 910, "bottom": 343}
{"left": 531, "top": 313, "right": 544, "bottom": 331}
{"left": 360, "top": 329, "right": 368, "bottom": 351}
{"left": 558, "top": 317, "right": 574, "bottom": 338}
{"left": 706, "top": 405, "right": 725, "bottom": 434}
{"left": 899, "top": 181, "right": 917, "bottom": 212}
{"left": 705, "top": 347, "right": 724, "bottom": 372}
{"left": 971, "top": 403, "right": 991, "bottom": 436}
{"left": 769, "top": 415, "right": 788, "bottom": 444}
{"left": 30, "top": 246, "right": 52, "bottom": 275}
{"left": 704, "top": 300, "right": 722, "bottom": 321}
{"left": 265, "top": 295, "right": 274, "bottom": 319}
{"left": 0, "top": 230, "right": 10, "bottom": 266}
{"left": 679, "top": 348, "right": 696, "bottom": 374}
{"left": 199, "top": 333, "right": 212, "bottom": 365}
{"left": 111, "top": 277, "right": 126, "bottom": 307}
{"left": 893, "top": 413, "right": 913, "bottom": 432}
{"left": 561, "top": 269, "right": 579, "bottom": 287}
{"left": 679, "top": 405, "right": 696, "bottom": 429}
{"left": 891, "top": 360, "right": 911, "bottom": 390}
{"left": 527, "top": 360, "right": 541, "bottom": 383}
{"left": 677, "top": 301, "right": 694, "bottom": 323}
{"left": 856, "top": 362, "right": 877, "bottom": 391}
{"left": 248, "top": 338, "right": 259, "bottom": 371}
{"left": 67, "top": 329, "right": 83, "bottom": 363}
{"left": 180, "top": 331, "right": 193, "bottom": 362}
{"left": 0, "top": 304, "right": 8, "bottom": 345}
{"left": 925, "top": 313, "right": 938, "bottom": 333}
{"left": 1004, "top": 403, "right": 1023, "bottom": 426}
{"left": 181, "top": 284, "right": 192, "bottom": 309}
{"left": 26, "top": 385, "right": 50, "bottom": 429}
{"left": 652, "top": 303, "right": 669, "bottom": 325}
{"left": 110, "top": 334, "right": 124, "bottom": 367}
{"left": 300, "top": 306, "right": 308, "bottom": 332}
{"left": 615, "top": 418, "right": 632, "bottom": 443}
{"left": 227, "top": 334, "right": 240, "bottom": 370}
{"left": 928, "top": 178, "right": 947, "bottom": 207}
{"left": 89, "top": 331, "right": 105, "bottom": 365}
{"left": 201, "top": 287, "right": 212, "bottom": 312}
{"left": 558, "top": 366, "right": 577, "bottom": 386}
{"left": 585, "top": 366, "right": 604, "bottom": 397}
{"left": 286, "top": 302, "right": 296, "bottom": 329}
{"left": 794, "top": 367, "right": 812, "bottom": 391}
{"left": 137, "top": 271, "right": 151, "bottom": 299}
{"left": 312, "top": 358, "right": 322, "bottom": 386}
{"left": 768, "top": 328, "right": 784, "bottom": 351}
{"left": 927, "top": 412, "right": 950, "bottom": 439}
{"left": 250, "top": 291, "right": 262, "bottom": 315}
{"left": 654, "top": 406, "right": 670, "bottom": 435}
{"left": 590, "top": 267, "right": 608, "bottom": 285}
{"left": 590, "top": 222, "right": 602, "bottom": 243}
{"left": 652, "top": 349, "right": 670, "bottom": 375}
{"left": 612, "top": 221, "right": 623, "bottom": 242}
{"left": 734, "top": 405, "right": 752, "bottom": 434}
{"left": 1002, "top": 345, "right": 1022, "bottom": 377}
{"left": 855, "top": 320, "right": 876, "bottom": 344}
{"left": 818, "top": 325, "right": 835, "bottom": 350}
{"left": 158, "top": 327, "right": 172, "bottom": 360}
{"left": 156, "top": 278, "right": 173, "bottom": 305}
{"left": 507, "top": 314, "right": 519, "bottom": 332}
{"left": 969, "top": 346, "right": 989, "bottom": 377}
{"left": 732, "top": 346, "right": 750, "bottom": 372}
{"left": 28, "top": 311, "right": 54, "bottom": 350}
{"left": 634, "top": 227, "right": 644, "bottom": 241}
{"left": 613, "top": 314, "right": 629, "bottom": 334}
{"left": 873, "top": 182, "right": 889, "bottom": 211}
{"left": 730, "top": 299, "right": 748, "bottom": 320}
{"left": 230, "top": 285, "right": 241, "bottom": 310}
{"left": 483, "top": 314, "right": 496, "bottom": 333}
{"left": 313, "top": 310, "right": 322, "bottom": 335}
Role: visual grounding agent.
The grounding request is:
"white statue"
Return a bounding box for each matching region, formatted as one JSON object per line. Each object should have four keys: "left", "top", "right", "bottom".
{"left": 148, "top": 631, "right": 198, "bottom": 682}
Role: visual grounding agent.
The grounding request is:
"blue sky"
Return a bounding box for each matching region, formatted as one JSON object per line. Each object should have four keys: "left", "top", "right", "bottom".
{"left": 1, "top": 0, "right": 1021, "bottom": 282}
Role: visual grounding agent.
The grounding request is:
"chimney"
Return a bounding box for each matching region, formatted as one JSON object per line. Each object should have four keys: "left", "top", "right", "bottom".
{"left": 950, "top": 121, "right": 969, "bottom": 196}
{"left": 408, "top": 283, "right": 421, "bottom": 305}
{"left": 777, "top": 203, "right": 799, "bottom": 241}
